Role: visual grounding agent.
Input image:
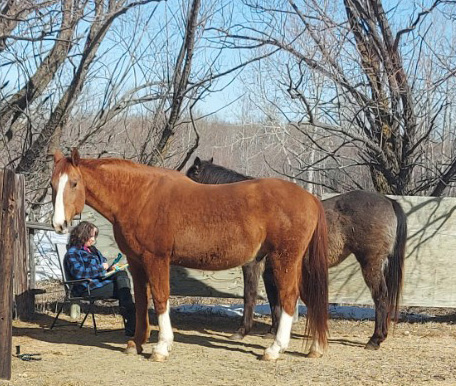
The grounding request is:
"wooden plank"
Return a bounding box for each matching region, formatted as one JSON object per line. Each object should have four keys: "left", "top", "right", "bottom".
{"left": 0, "top": 169, "right": 15, "bottom": 380}
{"left": 29, "top": 230, "right": 36, "bottom": 292}
{"left": 26, "top": 221, "right": 56, "bottom": 232}
{"left": 12, "top": 173, "right": 32, "bottom": 320}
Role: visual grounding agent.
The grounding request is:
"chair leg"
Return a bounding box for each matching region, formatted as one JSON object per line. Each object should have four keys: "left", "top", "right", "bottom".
{"left": 50, "top": 302, "right": 65, "bottom": 330}
{"left": 80, "top": 300, "right": 98, "bottom": 334}
{"left": 91, "top": 309, "right": 98, "bottom": 335}
{"left": 80, "top": 308, "right": 91, "bottom": 329}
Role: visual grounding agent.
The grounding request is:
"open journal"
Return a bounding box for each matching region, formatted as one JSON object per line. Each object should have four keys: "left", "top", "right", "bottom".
{"left": 102, "top": 263, "right": 129, "bottom": 278}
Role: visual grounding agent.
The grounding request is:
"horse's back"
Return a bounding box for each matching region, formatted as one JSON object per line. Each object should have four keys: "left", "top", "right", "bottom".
{"left": 324, "top": 190, "right": 396, "bottom": 219}
{"left": 170, "top": 176, "right": 317, "bottom": 214}
{"left": 174, "top": 177, "right": 321, "bottom": 233}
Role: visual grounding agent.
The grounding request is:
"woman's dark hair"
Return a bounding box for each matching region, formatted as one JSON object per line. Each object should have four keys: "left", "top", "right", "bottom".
{"left": 67, "top": 221, "right": 98, "bottom": 248}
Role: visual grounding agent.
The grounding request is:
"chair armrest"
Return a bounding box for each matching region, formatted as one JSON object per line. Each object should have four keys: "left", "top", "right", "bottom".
{"left": 63, "top": 278, "right": 96, "bottom": 297}
{"left": 63, "top": 278, "right": 92, "bottom": 285}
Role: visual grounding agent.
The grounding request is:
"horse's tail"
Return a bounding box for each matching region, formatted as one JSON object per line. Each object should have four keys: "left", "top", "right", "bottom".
{"left": 301, "top": 198, "right": 329, "bottom": 351}
{"left": 386, "top": 198, "right": 407, "bottom": 324}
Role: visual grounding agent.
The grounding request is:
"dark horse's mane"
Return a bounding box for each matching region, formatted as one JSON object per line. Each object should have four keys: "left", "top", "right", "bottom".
{"left": 186, "top": 158, "right": 253, "bottom": 184}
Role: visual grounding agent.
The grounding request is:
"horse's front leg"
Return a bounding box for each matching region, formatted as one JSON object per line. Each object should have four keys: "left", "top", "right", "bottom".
{"left": 145, "top": 254, "right": 173, "bottom": 362}
{"left": 125, "top": 262, "right": 150, "bottom": 355}
{"left": 230, "top": 259, "right": 264, "bottom": 340}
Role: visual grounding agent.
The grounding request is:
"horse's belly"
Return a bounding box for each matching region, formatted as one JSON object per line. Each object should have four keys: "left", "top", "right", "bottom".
{"left": 171, "top": 242, "right": 262, "bottom": 271}
{"left": 170, "top": 221, "right": 265, "bottom": 270}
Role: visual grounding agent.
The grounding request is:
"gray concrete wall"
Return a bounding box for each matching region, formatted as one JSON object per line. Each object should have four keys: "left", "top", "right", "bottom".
{"left": 82, "top": 194, "right": 456, "bottom": 307}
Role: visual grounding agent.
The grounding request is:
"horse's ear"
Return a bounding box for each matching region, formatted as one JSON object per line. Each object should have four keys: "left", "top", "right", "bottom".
{"left": 71, "top": 148, "right": 80, "bottom": 166}
{"left": 194, "top": 157, "right": 201, "bottom": 167}
{"left": 209, "top": 157, "right": 213, "bottom": 164}
{"left": 54, "top": 150, "right": 64, "bottom": 163}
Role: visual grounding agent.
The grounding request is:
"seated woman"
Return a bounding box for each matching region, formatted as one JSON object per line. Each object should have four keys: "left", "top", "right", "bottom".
{"left": 64, "top": 221, "right": 136, "bottom": 337}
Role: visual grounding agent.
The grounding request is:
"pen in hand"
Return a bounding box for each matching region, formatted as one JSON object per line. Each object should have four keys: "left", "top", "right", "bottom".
{"left": 108, "top": 253, "right": 123, "bottom": 270}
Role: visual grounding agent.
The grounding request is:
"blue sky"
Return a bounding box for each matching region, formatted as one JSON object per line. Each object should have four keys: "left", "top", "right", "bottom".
{"left": 2, "top": 0, "right": 453, "bottom": 125}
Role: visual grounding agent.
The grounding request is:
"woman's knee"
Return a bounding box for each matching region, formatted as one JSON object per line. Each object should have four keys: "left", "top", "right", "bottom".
{"left": 115, "top": 271, "right": 132, "bottom": 288}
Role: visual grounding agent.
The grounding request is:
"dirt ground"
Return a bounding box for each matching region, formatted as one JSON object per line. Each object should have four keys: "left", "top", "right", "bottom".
{"left": 3, "top": 302, "right": 456, "bottom": 386}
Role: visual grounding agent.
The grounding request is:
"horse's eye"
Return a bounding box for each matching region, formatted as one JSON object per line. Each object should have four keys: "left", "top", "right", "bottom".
{"left": 70, "top": 181, "right": 77, "bottom": 188}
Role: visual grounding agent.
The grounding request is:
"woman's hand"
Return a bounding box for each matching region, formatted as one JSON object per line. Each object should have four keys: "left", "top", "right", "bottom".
{"left": 110, "top": 263, "right": 120, "bottom": 271}
{"left": 102, "top": 262, "right": 109, "bottom": 270}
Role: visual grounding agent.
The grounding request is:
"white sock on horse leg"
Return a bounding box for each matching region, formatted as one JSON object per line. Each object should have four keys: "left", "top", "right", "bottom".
{"left": 264, "top": 309, "right": 293, "bottom": 360}
{"left": 154, "top": 301, "right": 174, "bottom": 358}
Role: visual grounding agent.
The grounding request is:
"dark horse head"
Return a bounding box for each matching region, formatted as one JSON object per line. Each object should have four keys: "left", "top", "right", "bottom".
{"left": 186, "top": 157, "right": 253, "bottom": 184}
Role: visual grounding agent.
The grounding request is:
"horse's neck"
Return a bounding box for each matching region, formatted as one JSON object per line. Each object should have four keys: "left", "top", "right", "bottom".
{"left": 80, "top": 161, "right": 142, "bottom": 223}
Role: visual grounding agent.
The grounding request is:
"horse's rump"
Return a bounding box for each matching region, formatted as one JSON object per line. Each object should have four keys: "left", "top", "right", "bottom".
{"left": 322, "top": 191, "right": 399, "bottom": 266}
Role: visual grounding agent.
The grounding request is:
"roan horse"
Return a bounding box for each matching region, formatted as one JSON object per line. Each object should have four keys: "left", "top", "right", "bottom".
{"left": 186, "top": 157, "right": 407, "bottom": 350}
{"left": 51, "top": 148, "right": 329, "bottom": 361}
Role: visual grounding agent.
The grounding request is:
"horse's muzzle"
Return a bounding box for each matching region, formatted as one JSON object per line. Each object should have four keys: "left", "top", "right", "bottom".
{"left": 52, "top": 220, "right": 69, "bottom": 234}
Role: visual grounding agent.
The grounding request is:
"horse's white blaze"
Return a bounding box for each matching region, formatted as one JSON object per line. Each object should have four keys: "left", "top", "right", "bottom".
{"left": 52, "top": 173, "right": 68, "bottom": 229}
{"left": 264, "top": 309, "right": 293, "bottom": 360}
{"left": 154, "top": 302, "right": 174, "bottom": 358}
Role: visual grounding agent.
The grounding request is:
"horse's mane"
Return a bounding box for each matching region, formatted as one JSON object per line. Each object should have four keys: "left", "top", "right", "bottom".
{"left": 190, "top": 161, "right": 254, "bottom": 184}
{"left": 82, "top": 158, "right": 144, "bottom": 169}
{"left": 80, "top": 157, "right": 183, "bottom": 178}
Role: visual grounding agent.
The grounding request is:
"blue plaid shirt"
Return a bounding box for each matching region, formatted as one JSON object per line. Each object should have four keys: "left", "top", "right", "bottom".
{"left": 64, "top": 246, "right": 112, "bottom": 296}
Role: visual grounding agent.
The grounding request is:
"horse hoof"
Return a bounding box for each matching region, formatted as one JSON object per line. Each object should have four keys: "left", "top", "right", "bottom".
{"left": 228, "top": 332, "right": 245, "bottom": 341}
{"left": 151, "top": 352, "right": 168, "bottom": 362}
{"left": 365, "top": 341, "right": 380, "bottom": 350}
{"left": 124, "top": 345, "right": 138, "bottom": 355}
{"left": 124, "top": 340, "right": 142, "bottom": 355}
{"left": 307, "top": 351, "right": 323, "bottom": 358}
{"left": 262, "top": 350, "right": 279, "bottom": 361}
{"left": 124, "top": 346, "right": 136, "bottom": 355}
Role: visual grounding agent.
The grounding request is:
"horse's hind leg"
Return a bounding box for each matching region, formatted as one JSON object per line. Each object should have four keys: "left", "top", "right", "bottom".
{"left": 262, "top": 251, "right": 300, "bottom": 361}
{"left": 230, "top": 260, "right": 264, "bottom": 340}
{"left": 125, "top": 261, "right": 150, "bottom": 355}
{"left": 358, "top": 254, "right": 389, "bottom": 350}
{"left": 263, "top": 258, "right": 280, "bottom": 337}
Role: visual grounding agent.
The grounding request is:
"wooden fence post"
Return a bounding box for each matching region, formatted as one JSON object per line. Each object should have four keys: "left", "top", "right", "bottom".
{"left": 11, "top": 172, "right": 30, "bottom": 321}
{"left": 0, "top": 169, "right": 16, "bottom": 380}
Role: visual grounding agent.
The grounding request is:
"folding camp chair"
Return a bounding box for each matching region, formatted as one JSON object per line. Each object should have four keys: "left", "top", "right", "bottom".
{"left": 50, "top": 244, "right": 119, "bottom": 334}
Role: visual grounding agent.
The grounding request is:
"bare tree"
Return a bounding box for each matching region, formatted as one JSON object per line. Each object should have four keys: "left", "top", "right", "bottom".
{"left": 210, "top": 0, "right": 456, "bottom": 195}
{"left": 1, "top": 0, "right": 261, "bottom": 219}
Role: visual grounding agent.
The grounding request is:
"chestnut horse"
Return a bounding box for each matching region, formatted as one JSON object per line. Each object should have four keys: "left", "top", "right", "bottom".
{"left": 50, "top": 149, "right": 329, "bottom": 362}
{"left": 186, "top": 157, "right": 407, "bottom": 350}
